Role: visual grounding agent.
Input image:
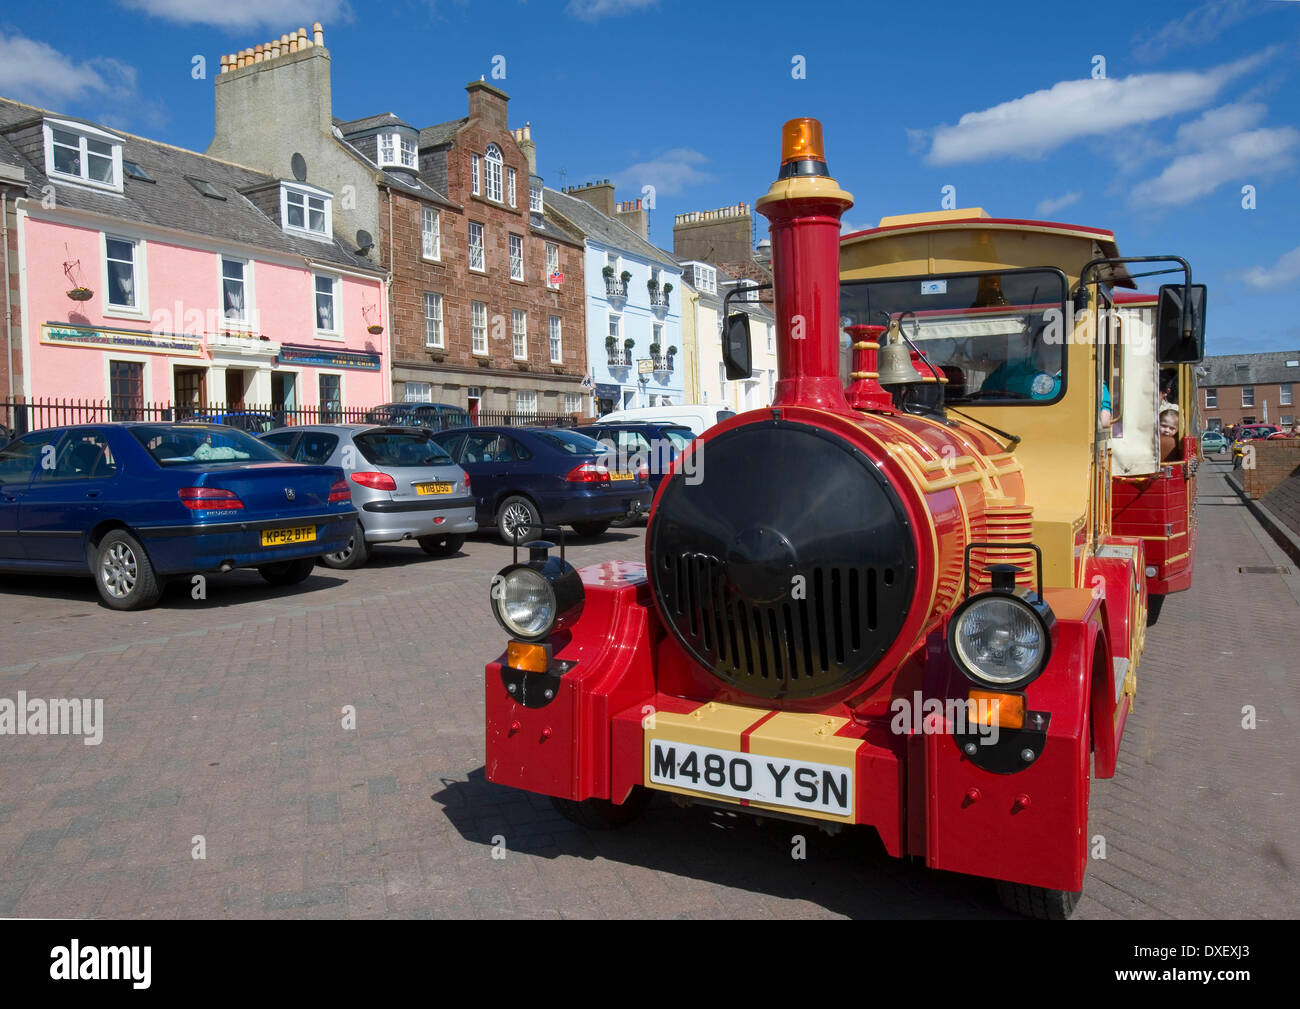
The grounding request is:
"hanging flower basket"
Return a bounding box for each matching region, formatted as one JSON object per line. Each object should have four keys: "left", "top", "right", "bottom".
{"left": 367, "top": 324, "right": 384, "bottom": 335}
{"left": 67, "top": 287, "right": 93, "bottom": 302}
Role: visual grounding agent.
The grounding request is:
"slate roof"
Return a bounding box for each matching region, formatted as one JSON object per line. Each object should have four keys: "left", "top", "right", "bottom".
{"left": 334, "top": 112, "right": 413, "bottom": 133}
{"left": 543, "top": 186, "right": 679, "bottom": 270}
{"left": 1201, "top": 351, "right": 1300, "bottom": 387}
{"left": 419, "top": 118, "right": 468, "bottom": 148}
{"left": 0, "top": 97, "right": 378, "bottom": 272}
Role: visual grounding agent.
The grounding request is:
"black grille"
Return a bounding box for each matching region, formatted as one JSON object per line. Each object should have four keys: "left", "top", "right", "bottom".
{"left": 649, "top": 419, "right": 916, "bottom": 700}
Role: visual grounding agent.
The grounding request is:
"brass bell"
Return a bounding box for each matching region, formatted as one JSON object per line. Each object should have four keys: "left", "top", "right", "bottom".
{"left": 877, "top": 329, "right": 923, "bottom": 387}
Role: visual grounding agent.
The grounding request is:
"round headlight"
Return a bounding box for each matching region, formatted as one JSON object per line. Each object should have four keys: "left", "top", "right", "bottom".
{"left": 948, "top": 593, "right": 1050, "bottom": 687}
{"left": 494, "top": 567, "right": 556, "bottom": 640}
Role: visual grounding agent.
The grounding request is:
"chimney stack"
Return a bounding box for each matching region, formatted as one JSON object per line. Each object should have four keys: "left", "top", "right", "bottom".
{"left": 220, "top": 23, "right": 326, "bottom": 72}
{"left": 567, "top": 179, "right": 615, "bottom": 217}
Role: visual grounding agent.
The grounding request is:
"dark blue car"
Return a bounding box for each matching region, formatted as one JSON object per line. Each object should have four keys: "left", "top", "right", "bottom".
{"left": 574, "top": 421, "right": 695, "bottom": 495}
{"left": 431, "top": 426, "right": 652, "bottom": 542}
{"left": 0, "top": 423, "right": 355, "bottom": 609}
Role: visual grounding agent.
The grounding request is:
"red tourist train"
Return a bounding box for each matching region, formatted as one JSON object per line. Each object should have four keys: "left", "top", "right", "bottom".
{"left": 479, "top": 119, "right": 1206, "bottom": 918}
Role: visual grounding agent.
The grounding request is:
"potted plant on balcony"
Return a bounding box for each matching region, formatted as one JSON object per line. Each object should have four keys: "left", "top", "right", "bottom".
{"left": 667, "top": 344, "right": 678, "bottom": 364}
{"left": 620, "top": 270, "right": 632, "bottom": 285}
{"left": 602, "top": 265, "right": 615, "bottom": 280}
{"left": 605, "top": 335, "right": 618, "bottom": 352}
{"left": 649, "top": 341, "right": 662, "bottom": 356}
{"left": 662, "top": 282, "right": 673, "bottom": 301}
{"left": 647, "top": 278, "right": 659, "bottom": 293}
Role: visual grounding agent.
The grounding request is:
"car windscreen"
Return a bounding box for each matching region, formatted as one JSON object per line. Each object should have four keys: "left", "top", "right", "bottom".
{"left": 532, "top": 429, "right": 606, "bottom": 454}
{"left": 131, "top": 425, "right": 283, "bottom": 466}
{"left": 660, "top": 427, "right": 693, "bottom": 451}
{"left": 353, "top": 431, "right": 454, "bottom": 467}
{"left": 840, "top": 268, "right": 1069, "bottom": 405}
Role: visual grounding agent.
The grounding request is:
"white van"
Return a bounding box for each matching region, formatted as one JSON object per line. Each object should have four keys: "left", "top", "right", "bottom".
{"left": 592, "top": 404, "right": 736, "bottom": 437}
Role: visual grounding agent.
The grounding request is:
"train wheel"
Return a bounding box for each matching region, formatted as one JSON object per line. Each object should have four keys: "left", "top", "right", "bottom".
{"left": 996, "top": 881, "right": 1081, "bottom": 920}
{"left": 551, "top": 787, "right": 652, "bottom": 830}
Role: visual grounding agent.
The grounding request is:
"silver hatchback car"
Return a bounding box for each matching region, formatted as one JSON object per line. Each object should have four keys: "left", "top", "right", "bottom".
{"left": 261, "top": 425, "right": 476, "bottom": 568}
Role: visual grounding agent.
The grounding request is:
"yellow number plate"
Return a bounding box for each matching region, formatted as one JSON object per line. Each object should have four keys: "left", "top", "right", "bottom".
{"left": 609, "top": 471, "right": 633, "bottom": 481}
{"left": 261, "top": 526, "right": 317, "bottom": 546}
{"left": 416, "top": 482, "right": 453, "bottom": 495}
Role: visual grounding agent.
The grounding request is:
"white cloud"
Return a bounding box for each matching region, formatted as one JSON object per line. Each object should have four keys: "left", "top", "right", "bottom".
{"left": 1133, "top": 0, "right": 1262, "bottom": 60}
{"left": 116, "top": 0, "right": 353, "bottom": 29}
{"left": 1175, "top": 101, "right": 1266, "bottom": 147}
{"left": 615, "top": 148, "right": 714, "bottom": 196}
{"left": 920, "top": 51, "right": 1270, "bottom": 165}
{"left": 1129, "top": 126, "right": 1298, "bottom": 206}
{"left": 1241, "top": 246, "right": 1300, "bottom": 291}
{"left": 1035, "top": 192, "right": 1081, "bottom": 216}
{"left": 0, "top": 33, "right": 141, "bottom": 110}
{"left": 566, "top": 0, "right": 658, "bottom": 20}
{"left": 840, "top": 218, "right": 875, "bottom": 235}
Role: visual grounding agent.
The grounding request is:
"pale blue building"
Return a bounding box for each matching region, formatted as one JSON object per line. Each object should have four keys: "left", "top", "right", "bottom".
{"left": 544, "top": 186, "right": 683, "bottom": 414}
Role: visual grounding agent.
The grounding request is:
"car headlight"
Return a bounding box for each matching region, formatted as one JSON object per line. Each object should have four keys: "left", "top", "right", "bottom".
{"left": 947, "top": 590, "right": 1054, "bottom": 688}
{"left": 491, "top": 542, "right": 584, "bottom": 643}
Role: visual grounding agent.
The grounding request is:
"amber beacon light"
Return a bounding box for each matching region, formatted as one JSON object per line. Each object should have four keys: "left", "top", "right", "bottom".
{"left": 778, "top": 117, "right": 829, "bottom": 177}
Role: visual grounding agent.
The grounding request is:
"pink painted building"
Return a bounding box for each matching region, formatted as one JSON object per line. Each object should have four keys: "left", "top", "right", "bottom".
{"left": 0, "top": 96, "right": 388, "bottom": 422}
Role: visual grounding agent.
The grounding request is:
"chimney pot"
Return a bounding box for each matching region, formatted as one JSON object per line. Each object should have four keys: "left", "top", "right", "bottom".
{"left": 313, "top": 22, "right": 324, "bottom": 46}
{"left": 254, "top": 44, "right": 264, "bottom": 62}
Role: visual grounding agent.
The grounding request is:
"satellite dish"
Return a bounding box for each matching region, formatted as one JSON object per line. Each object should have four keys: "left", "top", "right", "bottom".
{"left": 356, "top": 229, "right": 374, "bottom": 252}
{"left": 291, "top": 153, "right": 307, "bottom": 182}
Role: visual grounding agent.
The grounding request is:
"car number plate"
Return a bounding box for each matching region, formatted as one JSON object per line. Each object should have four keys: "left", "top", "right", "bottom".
{"left": 609, "top": 471, "right": 633, "bottom": 481}
{"left": 647, "top": 739, "right": 852, "bottom": 817}
{"left": 415, "top": 482, "right": 453, "bottom": 495}
{"left": 260, "top": 526, "right": 316, "bottom": 547}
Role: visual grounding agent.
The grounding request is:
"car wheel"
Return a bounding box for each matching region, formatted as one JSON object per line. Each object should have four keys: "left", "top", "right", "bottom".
{"left": 497, "top": 496, "right": 541, "bottom": 544}
{"left": 418, "top": 533, "right": 465, "bottom": 557}
{"left": 571, "top": 520, "right": 610, "bottom": 538}
{"left": 319, "top": 520, "right": 370, "bottom": 569}
{"left": 94, "top": 529, "right": 164, "bottom": 611}
{"left": 551, "top": 787, "right": 652, "bottom": 830}
{"left": 996, "top": 881, "right": 1082, "bottom": 920}
{"left": 258, "top": 557, "right": 316, "bottom": 586}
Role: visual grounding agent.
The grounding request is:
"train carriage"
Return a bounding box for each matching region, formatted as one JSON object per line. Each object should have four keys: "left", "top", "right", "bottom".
{"left": 476, "top": 119, "right": 1206, "bottom": 918}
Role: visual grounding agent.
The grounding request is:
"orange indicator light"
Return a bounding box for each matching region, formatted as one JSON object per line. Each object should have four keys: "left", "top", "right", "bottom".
{"left": 507, "top": 640, "right": 549, "bottom": 673}
{"left": 968, "top": 690, "right": 1026, "bottom": 730}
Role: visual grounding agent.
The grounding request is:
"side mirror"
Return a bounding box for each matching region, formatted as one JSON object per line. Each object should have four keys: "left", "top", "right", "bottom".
{"left": 723, "top": 312, "right": 753, "bottom": 380}
{"left": 1156, "top": 283, "right": 1206, "bottom": 364}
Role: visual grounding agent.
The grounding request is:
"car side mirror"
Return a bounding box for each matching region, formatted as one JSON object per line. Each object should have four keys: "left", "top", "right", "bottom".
{"left": 723, "top": 312, "right": 753, "bottom": 380}
{"left": 1156, "top": 283, "right": 1206, "bottom": 364}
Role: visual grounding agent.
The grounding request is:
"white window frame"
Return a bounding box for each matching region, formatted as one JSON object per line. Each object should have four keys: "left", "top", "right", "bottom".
{"left": 484, "top": 144, "right": 503, "bottom": 202}
{"left": 468, "top": 221, "right": 485, "bottom": 272}
{"left": 1242, "top": 385, "right": 1255, "bottom": 408}
{"left": 471, "top": 153, "right": 481, "bottom": 195}
{"left": 529, "top": 177, "right": 543, "bottom": 214}
{"left": 317, "top": 370, "right": 345, "bottom": 419}
{"left": 507, "top": 167, "right": 516, "bottom": 208}
{"left": 424, "top": 292, "right": 444, "bottom": 349}
{"left": 313, "top": 272, "right": 342, "bottom": 338}
{"left": 1281, "top": 383, "right": 1293, "bottom": 407}
{"left": 103, "top": 353, "right": 152, "bottom": 413}
{"left": 43, "top": 119, "right": 123, "bottom": 193}
{"left": 101, "top": 234, "right": 148, "bottom": 320}
{"left": 564, "top": 392, "right": 581, "bottom": 414}
{"left": 509, "top": 234, "right": 524, "bottom": 281}
{"left": 404, "top": 381, "right": 433, "bottom": 403}
{"left": 219, "top": 255, "right": 254, "bottom": 329}
{"left": 422, "top": 207, "right": 441, "bottom": 261}
{"left": 512, "top": 309, "right": 527, "bottom": 360}
{"left": 516, "top": 389, "right": 538, "bottom": 419}
{"left": 471, "top": 301, "right": 488, "bottom": 355}
{"left": 1204, "top": 387, "right": 1217, "bottom": 408}
{"left": 378, "top": 133, "right": 396, "bottom": 166}
{"left": 608, "top": 314, "right": 621, "bottom": 342}
{"left": 693, "top": 263, "right": 716, "bottom": 295}
{"left": 549, "top": 315, "right": 563, "bottom": 364}
{"left": 546, "top": 243, "right": 560, "bottom": 288}
{"left": 281, "top": 182, "right": 333, "bottom": 242}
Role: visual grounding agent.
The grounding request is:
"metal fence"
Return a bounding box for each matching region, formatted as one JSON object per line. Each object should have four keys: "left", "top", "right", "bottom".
{"left": 1, "top": 399, "right": 580, "bottom": 437}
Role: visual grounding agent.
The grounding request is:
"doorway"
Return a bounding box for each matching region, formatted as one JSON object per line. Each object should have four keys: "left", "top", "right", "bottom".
{"left": 271, "top": 372, "right": 297, "bottom": 423}
{"left": 174, "top": 366, "right": 207, "bottom": 419}
{"left": 225, "top": 370, "right": 249, "bottom": 411}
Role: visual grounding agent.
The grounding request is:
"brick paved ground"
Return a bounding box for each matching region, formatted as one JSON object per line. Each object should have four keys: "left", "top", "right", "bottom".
{"left": 0, "top": 461, "right": 1296, "bottom": 919}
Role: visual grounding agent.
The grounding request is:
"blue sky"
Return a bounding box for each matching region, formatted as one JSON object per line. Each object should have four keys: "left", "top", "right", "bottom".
{"left": 2, "top": 0, "right": 1298, "bottom": 356}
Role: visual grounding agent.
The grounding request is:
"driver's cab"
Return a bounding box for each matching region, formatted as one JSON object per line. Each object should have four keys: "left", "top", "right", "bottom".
{"left": 839, "top": 209, "right": 1205, "bottom": 593}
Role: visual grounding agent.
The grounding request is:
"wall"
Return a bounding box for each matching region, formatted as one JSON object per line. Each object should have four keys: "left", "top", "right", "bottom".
{"left": 1242, "top": 438, "right": 1300, "bottom": 500}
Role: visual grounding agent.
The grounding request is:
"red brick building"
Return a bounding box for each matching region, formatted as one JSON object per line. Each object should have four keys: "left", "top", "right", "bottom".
{"left": 1199, "top": 351, "right": 1300, "bottom": 432}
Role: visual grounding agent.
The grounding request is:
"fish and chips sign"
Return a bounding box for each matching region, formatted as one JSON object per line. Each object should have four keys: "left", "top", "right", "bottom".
{"left": 41, "top": 323, "right": 203, "bottom": 356}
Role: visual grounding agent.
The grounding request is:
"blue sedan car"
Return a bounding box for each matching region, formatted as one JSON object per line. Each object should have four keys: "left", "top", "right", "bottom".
{"left": 431, "top": 426, "right": 652, "bottom": 542}
{"left": 0, "top": 423, "right": 356, "bottom": 609}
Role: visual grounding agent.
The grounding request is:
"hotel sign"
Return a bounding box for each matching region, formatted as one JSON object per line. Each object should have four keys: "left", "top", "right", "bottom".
{"left": 41, "top": 323, "right": 203, "bottom": 357}
{"left": 277, "top": 344, "right": 382, "bottom": 371}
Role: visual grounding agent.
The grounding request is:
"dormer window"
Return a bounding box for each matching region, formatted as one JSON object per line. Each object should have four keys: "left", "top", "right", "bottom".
{"left": 43, "top": 119, "right": 123, "bottom": 192}
{"left": 378, "top": 132, "right": 416, "bottom": 169}
{"left": 280, "top": 182, "right": 333, "bottom": 241}
{"left": 529, "top": 178, "right": 543, "bottom": 214}
{"left": 484, "top": 144, "right": 503, "bottom": 202}
{"left": 691, "top": 263, "right": 716, "bottom": 295}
